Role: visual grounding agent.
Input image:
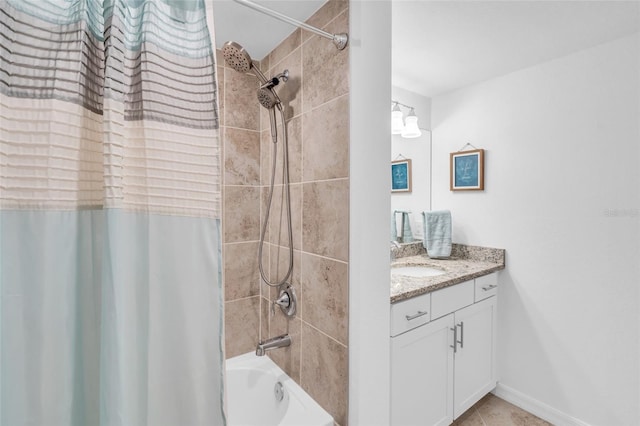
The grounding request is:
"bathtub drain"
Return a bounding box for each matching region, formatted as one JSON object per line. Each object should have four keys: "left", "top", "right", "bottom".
{"left": 274, "top": 382, "right": 284, "bottom": 402}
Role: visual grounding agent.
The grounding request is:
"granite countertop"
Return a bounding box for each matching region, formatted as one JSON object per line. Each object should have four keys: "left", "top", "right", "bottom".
{"left": 391, "top": 243, "right": 506, "bottom": 304}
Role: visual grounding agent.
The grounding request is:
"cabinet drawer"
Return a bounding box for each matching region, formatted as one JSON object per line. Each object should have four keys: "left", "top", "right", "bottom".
{"left": 475, "top": 273, "right": 498, "bottom": 302}
{"left": 431, "top": 280, "right": 474, "bottom": 320}
{"left": 391, "top": 293, "right": 431, "bottom": 337}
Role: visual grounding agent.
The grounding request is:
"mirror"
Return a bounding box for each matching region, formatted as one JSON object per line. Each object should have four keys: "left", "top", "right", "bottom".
{"left": 390, "top": 86, "right": 431, "bottom": 245}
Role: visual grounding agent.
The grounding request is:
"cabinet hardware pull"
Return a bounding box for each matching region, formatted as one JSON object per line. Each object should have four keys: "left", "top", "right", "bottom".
{"left": 457, "top": 321, "right": 464, "bottom": 348}
{"left": 482, "top": 284, "right": 497, "bottom": 291}
{"left": 450, "top": 327, "right": 457, "bottom": 353}
{"left": 405, "top": 310, "right": 428, "bottom": 321}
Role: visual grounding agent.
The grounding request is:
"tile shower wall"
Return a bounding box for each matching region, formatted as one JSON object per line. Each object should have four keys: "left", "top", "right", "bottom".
{"left": 220, "top": 1, "right": 350, "bottom": 425}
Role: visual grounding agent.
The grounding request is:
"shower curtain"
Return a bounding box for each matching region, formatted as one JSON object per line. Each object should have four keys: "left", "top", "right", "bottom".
{"left": 0, "top": 0, "right": 225, "bottom": 424}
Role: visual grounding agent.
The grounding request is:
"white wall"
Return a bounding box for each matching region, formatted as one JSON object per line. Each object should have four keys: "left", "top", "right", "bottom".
{"left": 431, "top": 34, "right": 640, "bottom": 426}
{"left": 391, "top": 86, "right": 432, "bottom": 240}
{"left": 349, "top": 1, "right": 391, "bottom": 424}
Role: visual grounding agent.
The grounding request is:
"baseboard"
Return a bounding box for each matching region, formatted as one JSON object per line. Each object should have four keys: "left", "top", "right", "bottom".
{"left": 492, "top": 383, "right": 592, "bottom": 426}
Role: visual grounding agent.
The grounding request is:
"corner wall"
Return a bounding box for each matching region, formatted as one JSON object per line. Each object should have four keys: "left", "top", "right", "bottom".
{"left": 430, "top": 34, "right": 640, "bottom": 426}
{"left": 348, "top": 1, "right": 392, "bottom": 424}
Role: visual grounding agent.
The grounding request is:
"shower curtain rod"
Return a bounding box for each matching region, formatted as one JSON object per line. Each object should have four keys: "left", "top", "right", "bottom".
{"left": 232, "top": 0, "right": 348, "bottom": 50}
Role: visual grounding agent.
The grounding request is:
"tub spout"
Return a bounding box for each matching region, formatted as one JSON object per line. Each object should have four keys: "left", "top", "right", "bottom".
{"left": 256, "top": 334, "right": 291, "bottom": 356}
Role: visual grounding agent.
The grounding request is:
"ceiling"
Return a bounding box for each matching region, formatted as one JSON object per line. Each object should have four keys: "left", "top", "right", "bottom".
{"left": 211, "top": 1, "right": 640, "bottom": 97}
{"left": 212, "top": 0, "right": 325, "bottom": 60}
{"left": 392, "top": 0, "right": 640, "bottom": 97}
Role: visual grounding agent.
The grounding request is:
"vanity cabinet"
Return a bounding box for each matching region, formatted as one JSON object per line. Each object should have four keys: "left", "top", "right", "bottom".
{"left": 390, "top": 273, "right": 498, "bottom": 426}
{"left": 391, "top": 313, "right": 454, "bottom": 426}
{"left": 452, "top": 296, "right": 497, "bottom": 418}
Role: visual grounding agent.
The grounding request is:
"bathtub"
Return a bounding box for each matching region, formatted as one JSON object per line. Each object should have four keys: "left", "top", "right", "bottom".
{"left": 226, "top": 352, "right": 334, "bottom": 426}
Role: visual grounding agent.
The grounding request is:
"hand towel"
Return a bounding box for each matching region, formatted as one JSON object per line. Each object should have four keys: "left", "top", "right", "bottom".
{"left": 422, "top": 210, "right": 452, "bottom": 258}
{"left": 391, "top": 210, "right": 398, "bottom": 241}
{"left": 401, "top": 212, "right": 413, "bottom": 243}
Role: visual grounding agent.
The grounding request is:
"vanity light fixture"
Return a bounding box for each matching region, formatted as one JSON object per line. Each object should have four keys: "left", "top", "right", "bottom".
{"left": 401, "top": 108, "right": 421, "bottom": 138}
{"left": 391, "top": 102, "right": 404, "bottom": 135}
{"left": 391, "top": 101, "right": 422, "bottom": 139}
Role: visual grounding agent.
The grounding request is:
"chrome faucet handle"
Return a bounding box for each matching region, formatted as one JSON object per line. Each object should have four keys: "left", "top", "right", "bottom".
{"left": 274, "top": 292, "right": 290, "bottom": 308}
{"left": 270, "top": 288, "right": 290, "bottom": 315}
{"left": 272, "top": 285, "right": 297, "bottom": 318}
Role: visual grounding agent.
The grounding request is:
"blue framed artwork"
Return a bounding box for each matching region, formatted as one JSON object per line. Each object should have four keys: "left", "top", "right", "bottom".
{"left": 391, "top": 159, "right": 412, "bottom": 193}
{"left": 450, "top": 149, "right": 484, "bottom": 191}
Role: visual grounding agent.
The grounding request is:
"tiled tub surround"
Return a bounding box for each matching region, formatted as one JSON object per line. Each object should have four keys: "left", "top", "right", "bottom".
{"left": 391, "top": 243, "right": 505, "bottom": 303}
{"left": 222, "top": 1, "right": 350, "bottom": 425}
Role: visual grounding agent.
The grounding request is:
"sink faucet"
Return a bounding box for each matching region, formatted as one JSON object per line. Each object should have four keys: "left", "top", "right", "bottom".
{"left": 255, "top": 334, "right": 291, "bottom": 356}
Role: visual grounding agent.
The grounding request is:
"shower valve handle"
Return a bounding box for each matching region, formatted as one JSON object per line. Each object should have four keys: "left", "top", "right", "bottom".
{"left": 274, "top": 292, "right": 290, "bottom": 308}
{"left": 270, "top": 292, "right": 289, "bottom": 315}
{"left": 271, "top": 285, "right": 297, "bottom": 318}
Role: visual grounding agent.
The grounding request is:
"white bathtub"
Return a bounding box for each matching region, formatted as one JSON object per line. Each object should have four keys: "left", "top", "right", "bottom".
{"left": 226, "top": 352, "right": 334, "bottom": 426}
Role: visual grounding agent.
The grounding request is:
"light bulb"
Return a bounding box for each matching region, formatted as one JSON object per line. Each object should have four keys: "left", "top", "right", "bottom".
{"left": 391, "top": 104, "right": 404, "bottom": 134}
{"left": 401, "top": 109, "right": 421, "bottom": 138}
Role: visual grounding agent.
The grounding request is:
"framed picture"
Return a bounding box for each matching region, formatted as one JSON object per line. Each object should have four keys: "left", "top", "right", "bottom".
{"left": 450, "top": 149, "right": 484, "bottom": 191}
{"left": 391, "top": 159, "right": 412, "bottom": 193}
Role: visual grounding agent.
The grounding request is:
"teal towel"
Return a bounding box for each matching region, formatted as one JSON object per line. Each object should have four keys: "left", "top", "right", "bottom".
{"left": 422, "top": 210, "right": 452, "bottom": 258}
{"left": 391, "top": 210, "right": 398, "bottom": 241}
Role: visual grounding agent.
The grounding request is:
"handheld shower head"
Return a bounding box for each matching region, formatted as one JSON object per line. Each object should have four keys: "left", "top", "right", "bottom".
{"left": 257, "top": 87, "right": 278, "bottom": 109}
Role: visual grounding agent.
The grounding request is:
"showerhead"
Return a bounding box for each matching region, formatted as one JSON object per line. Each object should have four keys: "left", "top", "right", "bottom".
{"left": 257, "top": 87, "right": 278, "bottom": 109}
{"left": 222, "top": 41, "right": 253, "bottom": 73}
{"left": 222, "top": 41, "right": 282, "bottom": 110}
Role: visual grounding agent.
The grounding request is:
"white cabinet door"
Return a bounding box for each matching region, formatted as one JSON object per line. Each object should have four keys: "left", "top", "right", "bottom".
{"left": 391, "top": 314, "right": 454, "bottom": 426}
{"left": 453, "top": 296, "right": 497, "bottom": 419}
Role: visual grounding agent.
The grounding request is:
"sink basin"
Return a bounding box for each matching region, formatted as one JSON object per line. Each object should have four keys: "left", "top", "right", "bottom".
{"left": 391, "top": 266, "right": 445, "bottom": 277}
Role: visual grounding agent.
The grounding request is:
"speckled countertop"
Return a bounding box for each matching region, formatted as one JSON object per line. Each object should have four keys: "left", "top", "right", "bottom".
{"left": 391, "top": 243, "right": 506, "bottom": 304}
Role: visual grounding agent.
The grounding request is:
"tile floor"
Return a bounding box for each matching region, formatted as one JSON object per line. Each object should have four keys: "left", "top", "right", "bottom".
{"left": 452, "top": 394, "right": 553, "bottom": 426}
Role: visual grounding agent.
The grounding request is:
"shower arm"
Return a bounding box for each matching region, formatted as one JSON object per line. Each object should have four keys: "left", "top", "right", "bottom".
{"left": 232, "top": 0, "right": 348, "bottom": 50}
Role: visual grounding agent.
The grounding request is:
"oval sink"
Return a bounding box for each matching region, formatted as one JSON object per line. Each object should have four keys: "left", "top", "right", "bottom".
{"left": 391, "top": 266, "right": 445, "bottom": 278}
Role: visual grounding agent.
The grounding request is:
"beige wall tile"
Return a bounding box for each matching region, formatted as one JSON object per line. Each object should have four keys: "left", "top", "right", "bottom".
{"left": 217, "top": 65, "right": 225, "bottom": 127}
{"left": 302, "top": 179, "right": 349, "bottom": 262}
{"left": 224, "top": 128, "right": 260, "bottom": 185}
{"left": 302, "top": 10, "right": 349, "bottom": 111}
{"left": 223, "top": 186, "right": 260, "bottom": 242}
{"left": 225, "top": 296, "right": 260, "bottom": 359}
{"left": 280, "top": 116, "right": 303, "bottom": 184}
{"left": 266, "top": 183, "right": 302, "bottom": 250}
{"left": 268, "top": 28, "right": 301, "bottom": 68}
{"left": 262, "top": 246, "right": 301, "bottom": 301}
{"left": 225, "top": 67, "right": 260, "bottom": 130}
{"left": 263, "top": 116, "right": 302, "bottom": 186}
{"left": 260, "top": 296, "right": 270, "bottom": 342}
{"left": 289, "top": 183, "right": 303, "bottom": 250}
{"left": 302, "top": 0, "right": 349, "bottom": 43}
{"left": 268, "top": 315, "right": 301, "bottom": 383}
{"left": 270, "top": 49, "right": 303, "bottom": 122}
{"left": 301, "top": 324, "right": 348, "bottom": 426}
{"left": 224, "top": 241, "right": 259, "bottom": 301}
{"left": 260, "top": 130, "right": 272, "bottom": 185}
{"left": 260, "top": 98, "right": 271, "bottom": 132}
{"left": 300, "top": 253, "right": 348, "bottom": 346}
{"left": 258, "top": 57, "right": 269, "bottom": 75}
{"left": 302, "top": 95, "right": 349, "bottom": 181}
{"left": 215, "top": 49, "right": 225, "bottom": 69}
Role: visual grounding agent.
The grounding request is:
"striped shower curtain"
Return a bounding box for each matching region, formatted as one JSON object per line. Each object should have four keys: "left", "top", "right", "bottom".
{"left": 0, "top": 0, "right": 225, "bottom": 424}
